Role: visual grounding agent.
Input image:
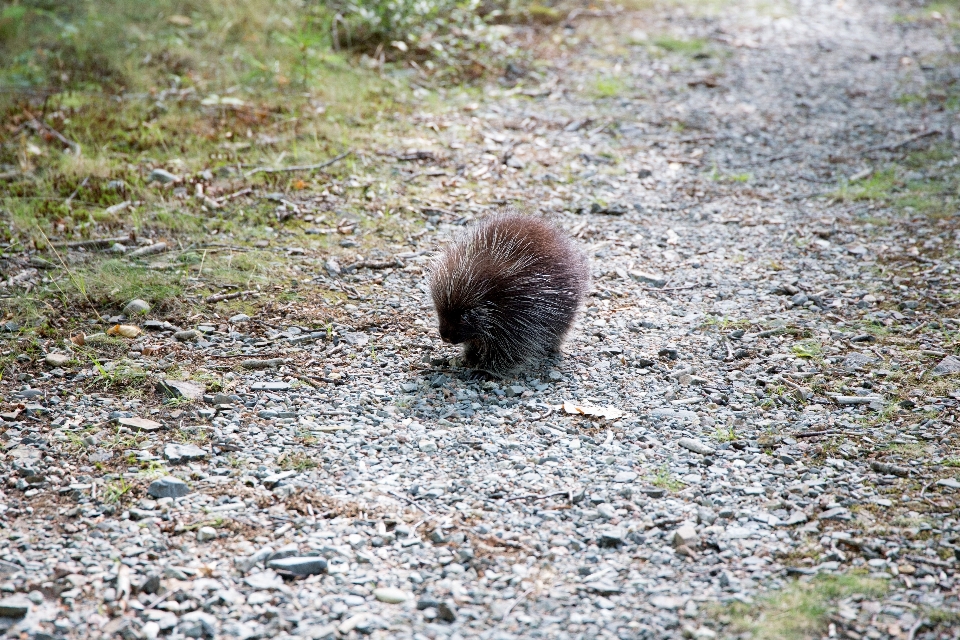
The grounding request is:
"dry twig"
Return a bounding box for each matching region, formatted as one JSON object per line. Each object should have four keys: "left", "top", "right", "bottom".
{"left": 245, "top": 151, "right": 351, "bottom": 177}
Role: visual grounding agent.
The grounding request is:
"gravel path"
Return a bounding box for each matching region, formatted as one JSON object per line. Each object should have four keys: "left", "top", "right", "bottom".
{"left": 2, "top": 1, "right": 960, "bottom": 639}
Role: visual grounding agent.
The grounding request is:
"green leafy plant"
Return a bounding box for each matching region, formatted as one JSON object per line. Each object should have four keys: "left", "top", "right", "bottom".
{"left": 104, "top": 477, "right": 132, "bottom": 504}
{"left": 791, "top": 341, "right": 821, "bottom": 358}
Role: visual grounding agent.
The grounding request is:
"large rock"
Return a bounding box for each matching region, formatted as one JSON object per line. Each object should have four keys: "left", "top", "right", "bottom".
{"left": 164, "top": 443, "right": 208, "bottom": 464}
{"left": 0, "top": 595, "right": 30, "bottom": 617}
{"left": 933, "top": 355, "right": 960, "bottom": 376}
{"left": 123, "top": 299, "right": 151, "bottom": 315}
{"left": 147, "top": 476, "right": 190, "bottom": 499}
{"left": 266, "top": 556, "right": 327, "bottom": 576}
{"left": 149, "top": 168, "right": 180, "bottom": 184}
{"left": 373, "top": 587, "right": 408, "bottom": 604}
{"left": 44, "top": 353, "right": 71, "bottom": 367}
{"left": 157, "top": 379, "right": 203, "bottom": 401}
{"left": 672, "top": 524, "right": 699, "bottom": 548}
{"left": 117, "top": 416, "right": 162, "bottom": 432}
{"left": 678, "top": 438, "right": 715, "bottom": 456}
{"left": 843, "top": 352, "right": 877, "bottom": 371}
{"left": 196, "top": 526, "right": 218, "bottom": 542}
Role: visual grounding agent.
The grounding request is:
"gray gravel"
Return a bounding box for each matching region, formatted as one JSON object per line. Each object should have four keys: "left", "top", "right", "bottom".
{"left": 2, "top": 1, "right": 960, "bottom": 639}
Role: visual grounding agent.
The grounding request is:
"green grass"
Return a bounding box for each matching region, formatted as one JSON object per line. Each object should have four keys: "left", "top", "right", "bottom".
{"left": 832, "top": 146, "right": 959, "bottom": 221}
{"left": 720, "top": 573, "right": 888, "bottom": 640}
{"left": 103, "top": 477, "right": 132, "bottom": 504}
{"left": 711, "top": 426, "right": 737, "bottom": 442}
{"left": 653, "top": 36, "right": 707, "bottom": 54}
{"left": 791, "top": 340, "right": 821, "bottom": 358}
{"left": 593, "top": 76, "right": 627, "bottom": 98}
{"left": 649, "top": 465, "right": 684, "bottom": 491}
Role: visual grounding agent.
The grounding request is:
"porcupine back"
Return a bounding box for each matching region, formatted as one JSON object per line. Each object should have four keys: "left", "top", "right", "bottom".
{"left": 429, "top": 212, "right": 589, "bottom": 373}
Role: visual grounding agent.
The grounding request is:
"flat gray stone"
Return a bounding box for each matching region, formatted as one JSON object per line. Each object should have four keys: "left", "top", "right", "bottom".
{"left": 266, "top": 556, "right": 327, "bottom": 576}
{"left": 936, "top": 478, "right": 960, "bottom": 490}
{"left": 149, "top": 168, "right": 180, "bottom": 184}
{"left": 725, "top": 527, "right": 752, "bottom": 539}
{"left": 672, "top": 524, "right": 698, "bottom": 548}
{"left": 229, "top": 313, "right": 250, "bottom": 323}
{"left": 612, "top": 471, "right": 638, "bottom": 483}
{"left": 196, "top": 526, "right": 217, "bottom": 542}
{"left": 819, "top": 507, "right": 852, "bottom": 521}
{"left": 843, "top": 352, "right": 877, "bottom": 371}
{"left": 157, "top": 379, "right": 204, "bottom": 401}
{"left": 678, "top": 438, "right": 716, "bottom": 455}
{"left": 123, "top": 299, "right": 151, "bottom": 315}
{"left": 164, "top": 443, "right": 208, "bottom": 464}
{"left": 44, "top": 353, "right": 71, "bottom": 367}
{"left": 373, "top": 587, "right": 408, "bottom": 604}
{"left": 631, "top": 271, "right": 667, "bottom": 287}
{"left": 148, "top": 477, "right": 190, "bottom": 499}
{"left": 117, "top": 416, "right": 162, "bottom": 432}
{"left": 650, "top": 595, "right": 684, "bottom": 610}
{"left": 251, "top": 381, "right": 291, "bottom": 391}
{"left": 262, "top": 470, "right": 296, "bottom": 489}
{"left": 598, "top": 527, "right": 625, "bottom": 547}
{"left": 933, "top": 355, "right": 960, "bottom": 376}
{"left": 0, "top": 595, "right": 30, "bottom": 617}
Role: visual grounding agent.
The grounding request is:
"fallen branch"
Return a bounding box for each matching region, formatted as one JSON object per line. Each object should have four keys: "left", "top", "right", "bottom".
{"left": 51, "top": 235, "right": 132, "bottom": 250}
{"left": 637, "top": 283, "right": 699, "bottom": 292}
{"left": 205, "top": 290, "right": 254, "bottom": 304}
{"left": 906, "top": 618, "right": 927, "bottom": 640}
{"left": 245, "top": 150, "right": 351, "bottom": 177}
{"left": 64, "top": 176, "right": 89, "bottom": 208}
{"left": 385, "top": 490, "right": 434, "bottom": 517}
{"left": 905, "top": 554, "right": 953, "bottom": 568}
{"left": 792, "top": 429, "right": 839, "bottom": 438}
{"left": 500, "top": 587, "right": 535, "bottom": 620}
{"left": 294, "top": 375, "right": 319, "bottom": 389}
{"left": 503, "top": 490, "right": 570, "bottom": 504}
{"left": 863, "top": 129, "right": 942, "bottom": 154}
{"left": 344, "top": 258, "right": 403, "bottom": 272}
{"left": 145, "top": 587, "right": 182, "bottom": 610}
{"left": 27, "top": 118, "right": 81, "bottom": 155}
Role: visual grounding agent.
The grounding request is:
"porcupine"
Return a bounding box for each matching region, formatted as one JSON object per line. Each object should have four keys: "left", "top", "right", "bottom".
{"left": 428, "top": 211, "right": 590, "bottom": 375}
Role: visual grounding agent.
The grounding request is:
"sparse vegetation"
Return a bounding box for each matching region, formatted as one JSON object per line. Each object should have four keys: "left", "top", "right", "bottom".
{"left": 720, "top": 574, "right": 888, "bottom": 640}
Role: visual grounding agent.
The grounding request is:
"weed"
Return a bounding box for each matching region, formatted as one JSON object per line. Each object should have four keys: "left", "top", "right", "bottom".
{"left": 653, "top": 36, "right": 706, "bottom": 54}
{"left": 711, "top": 426, "right": 737, "bottom": 442}
{"left": 791, "top": 341, "right": 822, "bottom": 358}
{"left": 183, "top": 516, "right": 224, "bottom": 530}
{"left": 649, "top": 465, "right": 683, "bottom": 491}
{"left": 174, "top": 428, "right": 210, "bottom": 445}
{"left": 104, "top": 477, "right": 132, "bottom": 504}
{"left": 701, "top": 315, "right": 749, "bottom": 331}
{"left": 720, "top": 573, "right": 888, "bottom": 640}
{"left": 593, "top": 77, "right": 626, "bottom": 98}
{"left": 278, "top": 451, "right": 318, "bottom": 472}
{"left": 138, "top": 461, "right": 168, "bottom": 478}
{"left": 88, "top": 356, "right": 148, "bottom": 392}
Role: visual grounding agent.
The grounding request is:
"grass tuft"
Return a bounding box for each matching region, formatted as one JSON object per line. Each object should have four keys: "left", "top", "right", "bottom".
{"left": 720, "top": 573, "right": 889, "bottom": 640}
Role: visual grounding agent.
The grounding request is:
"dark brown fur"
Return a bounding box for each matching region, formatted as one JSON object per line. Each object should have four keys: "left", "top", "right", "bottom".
{"left": 429, "top": 212, "right": 589, "bottom": 373}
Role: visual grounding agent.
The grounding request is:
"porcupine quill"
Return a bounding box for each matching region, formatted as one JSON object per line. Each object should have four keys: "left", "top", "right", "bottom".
{"left": 428, "top": 211, "right": 590, "bottom": 375}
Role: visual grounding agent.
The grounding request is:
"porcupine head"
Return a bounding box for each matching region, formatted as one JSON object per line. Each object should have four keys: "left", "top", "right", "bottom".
{"left": 429, "top": 212, "right": 589, "bottom": 374}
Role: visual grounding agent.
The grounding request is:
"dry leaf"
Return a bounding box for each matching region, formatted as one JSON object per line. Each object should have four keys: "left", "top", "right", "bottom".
{"left": 70, "top": 333, "right": 85, "bottom": 346}
{"left": 141, "top": 346, "right": 160, "bottom": 356}
{"left": 562, "top": 401, "right": 624, "bottom": 420}
{"left": 107, "top": 324, "right": 142, "bottom": 338}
